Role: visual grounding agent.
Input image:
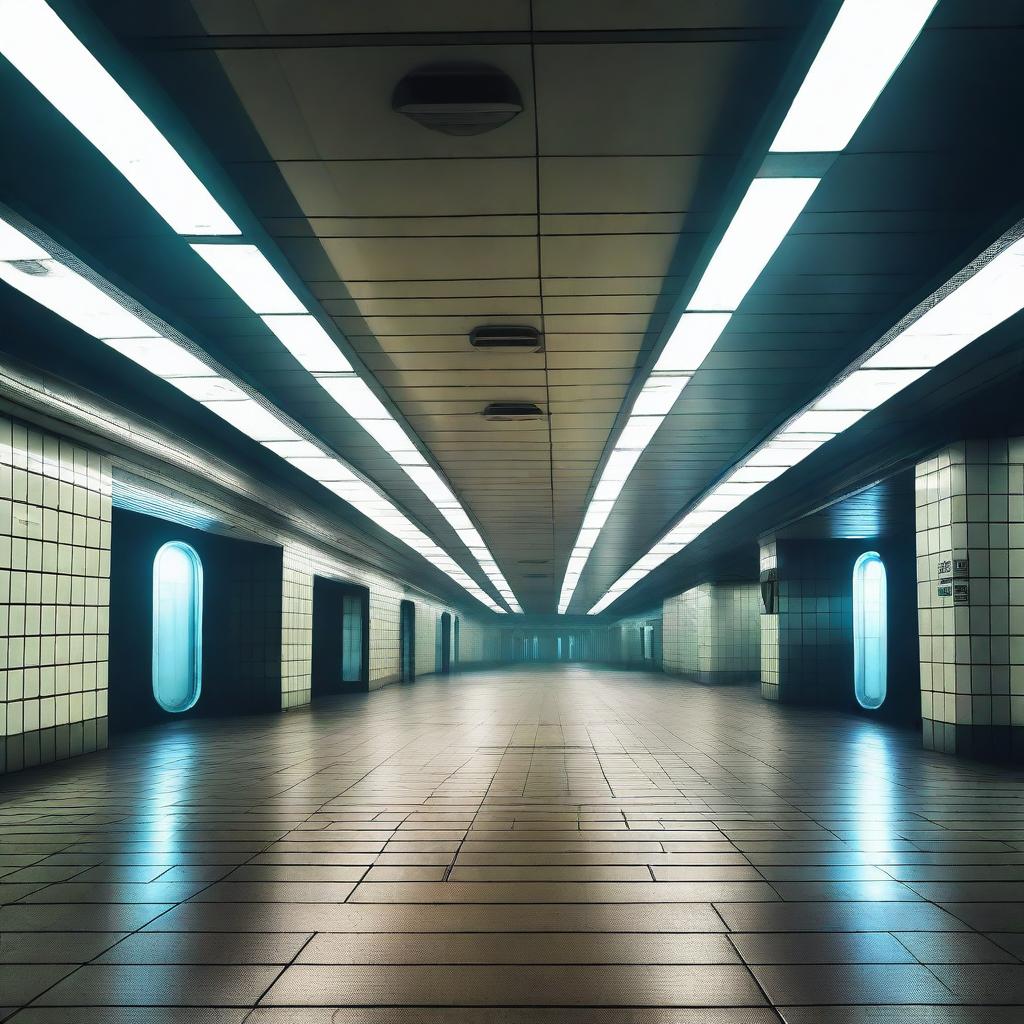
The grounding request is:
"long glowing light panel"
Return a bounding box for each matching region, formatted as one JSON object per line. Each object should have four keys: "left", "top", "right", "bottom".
{"left": 557, "top": 0, "right": 937, "bottom": 613}
{"left": 0, "top": 212, "right": 505, "bottom": 612}
{"left": 191, "top": 244, "right": 522, "bottom": 614}
{"left": 0, "top": 0, "right": 238, "bottom": 235}
{"left": 589, "top": 232, "right": 1024, "bottom": 614}
{"left": 0, "top": 0, "right": 522, "bottom": 613}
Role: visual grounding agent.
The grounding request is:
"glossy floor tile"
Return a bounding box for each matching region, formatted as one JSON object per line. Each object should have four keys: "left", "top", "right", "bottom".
{"left": 2, "top": 664, "right": 1024, "bottom": 1020}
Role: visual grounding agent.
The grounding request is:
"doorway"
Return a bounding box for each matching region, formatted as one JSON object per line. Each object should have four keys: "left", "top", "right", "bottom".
{"left": 312, "top": 578, "right": 369, "bottom": 695}
{"left": 400, "top": 600, "right": 416, "bottom": 682}
{"left": 439, "top": 611, "right": 452, "bottom": 673}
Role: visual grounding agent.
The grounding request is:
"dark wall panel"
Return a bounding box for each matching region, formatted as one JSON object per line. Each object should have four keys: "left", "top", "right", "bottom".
{"left": 109, "top": 508, "right": 282, "bottom": 728}
{"left": 776, "top": 538, "right": 919, "bottom": 725}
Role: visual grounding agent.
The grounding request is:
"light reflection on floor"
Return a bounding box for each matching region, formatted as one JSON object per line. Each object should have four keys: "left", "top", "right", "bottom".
{"left": 1, "top": 664, "right": 1024, "bottom": 1019}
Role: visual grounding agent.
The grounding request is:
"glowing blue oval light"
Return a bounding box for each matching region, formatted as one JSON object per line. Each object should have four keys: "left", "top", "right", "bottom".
{"left": 152, "top": 541, "right": 203, "bottom": 713}
{"left": 853, "top": 550, "right": 887, "bottom": 710}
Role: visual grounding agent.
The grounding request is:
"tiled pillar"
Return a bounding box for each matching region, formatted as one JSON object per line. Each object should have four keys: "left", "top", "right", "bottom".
{"left": 916, "top": 439, "right": 1024, "bottom": 759}
{"left": 281, "top": 546, "right": 314, "bottom": 709}
{"left": 0, "top": 417, "right": 111, "bottom": 773}
{"left": 663, "top": 582, "right": 759, "bottom": 683}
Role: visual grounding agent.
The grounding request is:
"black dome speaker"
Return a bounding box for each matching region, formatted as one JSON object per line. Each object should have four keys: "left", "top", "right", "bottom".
{"left": 393, "top": 63, "right": 523, "bottom": 136}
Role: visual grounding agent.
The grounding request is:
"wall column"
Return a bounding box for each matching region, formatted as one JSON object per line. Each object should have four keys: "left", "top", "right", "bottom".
{"left": 663, "top": 582, "right": 759, "bottom": 683}
{"left": 0, "top": 417, "right": 111, "bottom": 774}
{"left": 916, "top": 439, "right": 1024, "bottom": 759}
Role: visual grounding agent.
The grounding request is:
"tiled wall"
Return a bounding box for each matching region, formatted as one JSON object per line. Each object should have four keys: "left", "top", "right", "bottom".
{"left": 663, "top": 583, "right": 760, "bottom": 684}
{"left": 416, "top": 602, "right": 442, "bottom": 677}
{"left": 278, "top": 543, "right": 497, "bottom": 708}
{"left": 0, "top": 407, "right": 502, "bottom": 771}
{"left": 455, "top": 615, "right": 501, "bottom": 665}
{"left": 613, "top": 612, "right": 662, "bottom": 665}
{"left": 281, "top": 547, "right": 315, "bottom": 709}
{"left": 0, "top": 417, "right": 112, "bottom": 773}
{"left": 770, "top": 542, "right": 853, "bottom": 705}
{"left": 916, "top": 439, "right": 1024, "bottom": 758}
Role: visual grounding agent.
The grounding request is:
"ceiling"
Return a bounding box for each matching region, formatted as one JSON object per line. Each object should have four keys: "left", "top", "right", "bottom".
{"left": 771, "top": 472, "right": 916, "bottom": 543}
{"left": 82, "top": 0, "right": 820, "bottom": 613}
{"left": 3, "top": 1, "right": 1024, "bottom": 617}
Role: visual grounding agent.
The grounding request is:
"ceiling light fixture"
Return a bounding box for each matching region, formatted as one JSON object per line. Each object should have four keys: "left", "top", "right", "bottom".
{"left": 191, "top": 244, "right": 304, "bottom": 314}
{"left": 0, "top": 0, "right": 239, "bottom": 235}
{"left": 771, "top": 0, "right": 940, "bottom": 153}
{"left": 687, "top": 178, "right": 821, "bottom": 313}
{"left": 587, "top": 228, "right": 1024, "bottom": 614}
{"left": 192, "top": 241, "right": 523, "bottom": 606}
{"left": 557, "top": 0, "right": 937, "bottom": 614}
{"left": 0, "top": 1, "right": 539, "bottom": 615}
{"left": 0, "top": 255, "right": 159, "bottom": 340}
{"left": 392, "top": 62, "right": 523, "bottom": 137}
{"left": 0, "top": 210, "right": 507, "bottom": 612}
{"left": 261, "top": 315, "right": 353, "bottom": 374}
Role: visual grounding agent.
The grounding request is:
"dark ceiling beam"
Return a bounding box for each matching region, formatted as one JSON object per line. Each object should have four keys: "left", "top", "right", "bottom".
{"left": 127, "top": 28, "right": 794, "bottom": 52}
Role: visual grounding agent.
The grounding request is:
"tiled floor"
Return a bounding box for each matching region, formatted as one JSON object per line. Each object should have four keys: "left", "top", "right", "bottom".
{"left": 2, "top": 664, "right": 1024, "bottom": 1022}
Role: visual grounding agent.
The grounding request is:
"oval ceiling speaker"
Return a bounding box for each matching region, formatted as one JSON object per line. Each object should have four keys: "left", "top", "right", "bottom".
{"left": 470, "top": 325, "right": 543, "bottom": 351}
{"left": 393, "top": 62, "right": 523, "bottom": 136}
{"left": 482, "top": 402, "right": 545, "bottom": 422}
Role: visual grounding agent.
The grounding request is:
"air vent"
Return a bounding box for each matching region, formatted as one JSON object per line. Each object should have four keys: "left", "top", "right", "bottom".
{"left": 470, "top": 325, "right": 543, "bottom": 352}
{"left": 393, "top": 63, "right": 523, "bottom": 136}
{"left": 482, "top": 402, "right": 545, "bottom": 422}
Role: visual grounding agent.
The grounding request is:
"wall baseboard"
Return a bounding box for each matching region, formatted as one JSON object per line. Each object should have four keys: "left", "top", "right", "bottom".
{"left": 0, "top": 718, "right": 108, "bottom": 774}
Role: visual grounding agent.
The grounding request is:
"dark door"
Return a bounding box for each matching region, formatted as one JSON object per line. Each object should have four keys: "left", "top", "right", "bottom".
{"left": 313, "top": 579, "right": 370, "bottom": 695}
{"left": 440, "top": 612, "right": 452, "bottom": 673}
{"left": 400, "top": 600, "right": 416, "bottom": 682}
{"left": 311, "top": 578, "right": 343, "bottom": 697}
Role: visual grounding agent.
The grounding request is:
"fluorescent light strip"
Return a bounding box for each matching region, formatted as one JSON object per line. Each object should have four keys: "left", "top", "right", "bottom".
{"left": 587, "top": 232, "right": 1024, "bottom": 614}
{"left": 771, "top": 0, "right": 939, "bottom": 153}
{"left": 195, "top": 250, "right": 523, "bottom": 612}
{"left": 0, "top": 215, "right": 504, "bottom": 612}
{"left": 191, "top": 244, "right": 304, "bottom": 314}
{"left": 687, "top": 178, "right": 821, "bottom": 313}
{"left": 556, "top": 178, "right": 818, "bottom": 612}
{"left": 556, "top": 374, "right": 692, "bottom": 613}
{"left": 0, "top": 257, "right": 158, "bottom": 340}
{"left": 558, "top": 0, "right": 935, "bottom": 614}
{"left": 0, "top": 1, "right": 520, "bottom": 610}
{"left": 261, "top": 315, "right": 353, "bottom": 373}
{"left": 0, "top": 0, "right": 238, "bottom": 235}
{"left": 653, "top": 315, "right": 731, "bottom": 373}
{"left": 557, "top": 176, "right": 816, "bottom": 611}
